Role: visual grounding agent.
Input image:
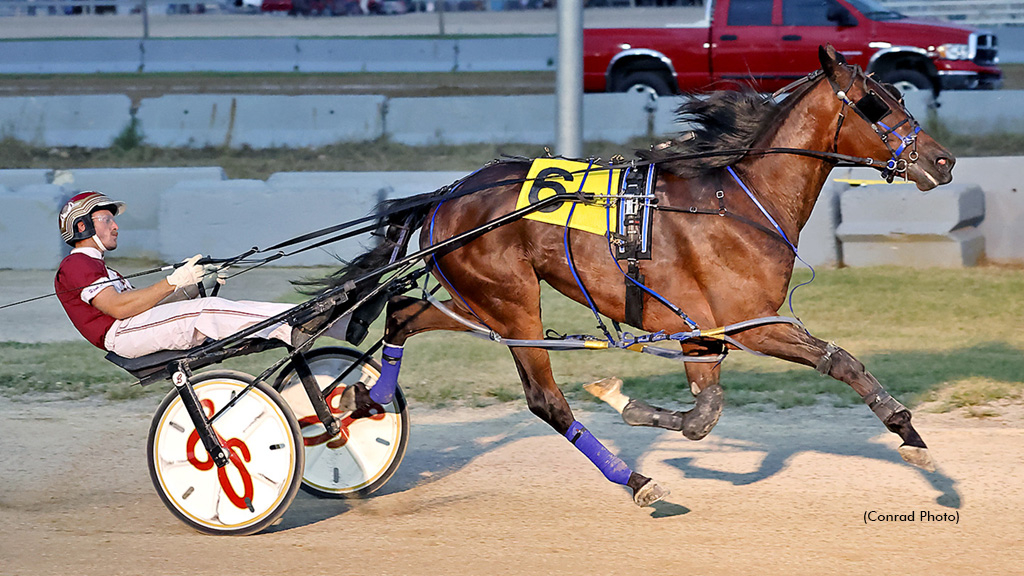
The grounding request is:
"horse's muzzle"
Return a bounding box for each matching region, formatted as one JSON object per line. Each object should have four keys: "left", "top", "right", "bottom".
{"left": 909, "top": 151, "right": 955, "bottom": 191}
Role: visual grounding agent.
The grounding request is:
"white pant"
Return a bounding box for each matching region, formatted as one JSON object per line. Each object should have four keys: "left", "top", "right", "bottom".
{"left": 103, "top": 297, "right": 347, "bottom": 358}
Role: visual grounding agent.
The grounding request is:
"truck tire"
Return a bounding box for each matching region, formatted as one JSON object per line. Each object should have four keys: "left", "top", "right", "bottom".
{"left": 614, "top": 70, "right": 674, "bottom": 97}
{"left": 878, "top": 69, "right": 933, "bottom": 94}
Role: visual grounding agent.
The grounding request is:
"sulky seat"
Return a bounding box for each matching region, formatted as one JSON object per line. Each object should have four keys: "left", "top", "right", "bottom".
{"left": 105, "top": 338, "right": 287, "bottom": 385}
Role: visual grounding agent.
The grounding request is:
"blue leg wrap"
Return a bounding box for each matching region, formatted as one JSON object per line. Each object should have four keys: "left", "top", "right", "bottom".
{"left": 369, "top": 343, "right": 403, "bottom": 404}
{"left": 564, "top": 420, "right": 632, "bottom": 486}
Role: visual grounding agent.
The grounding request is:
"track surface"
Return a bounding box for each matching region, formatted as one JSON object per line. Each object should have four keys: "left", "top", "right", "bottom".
{"left": 1, "top": 395, "right": 1022, "bottom": 575}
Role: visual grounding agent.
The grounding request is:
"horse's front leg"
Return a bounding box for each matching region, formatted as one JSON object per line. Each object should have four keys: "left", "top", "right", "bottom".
{"left": 584, "top": 340, "right": 725, "bottom": 440}
{"left": 733, "top": 324, "right": 936, "bottom": 472}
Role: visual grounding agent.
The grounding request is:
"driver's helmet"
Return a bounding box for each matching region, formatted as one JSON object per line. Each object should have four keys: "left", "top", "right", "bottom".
{"left": 58, "top": 191, "right": 126, "bottom": 246}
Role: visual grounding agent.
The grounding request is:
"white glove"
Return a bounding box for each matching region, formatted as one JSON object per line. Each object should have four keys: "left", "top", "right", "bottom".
{"left": 200, "top": 263, "right": 228, "bottom": 292}
{"left": 166, "top": 254, "right": 203, "bottom": 288}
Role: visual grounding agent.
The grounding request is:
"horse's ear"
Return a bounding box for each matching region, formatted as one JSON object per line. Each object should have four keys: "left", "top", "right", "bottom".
{"left": 818, "top": 44, "right": 846, "bottom": 77}
{"left": 818, "top": 45, "right": 835, "bottom": 75}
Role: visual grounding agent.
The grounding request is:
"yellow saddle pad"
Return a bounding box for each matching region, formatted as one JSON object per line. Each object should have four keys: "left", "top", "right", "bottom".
{"left": 515, "top": 159, "right": 624, "bottom": 236}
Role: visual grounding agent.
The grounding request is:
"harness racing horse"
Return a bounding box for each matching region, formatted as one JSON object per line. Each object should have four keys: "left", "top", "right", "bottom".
{"left": 315, "top": 46, "right": 955, "bottom": 507}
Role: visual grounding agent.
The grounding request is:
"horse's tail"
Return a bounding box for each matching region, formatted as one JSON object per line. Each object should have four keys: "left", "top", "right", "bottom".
{"left": 291, "top": 189, "right": 443, "bottom": 344}
{"left": 297, "top": 189, "right": 440, "bottom": 297}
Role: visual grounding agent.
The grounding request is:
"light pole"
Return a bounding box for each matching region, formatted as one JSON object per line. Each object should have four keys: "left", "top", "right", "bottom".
{"left": 556, "top": 0, "right": 583, "bottom": 158}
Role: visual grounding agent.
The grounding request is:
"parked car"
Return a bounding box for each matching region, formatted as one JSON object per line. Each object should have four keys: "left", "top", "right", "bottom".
{"left": 584, "top": 0, "right": 1002, "bottom": 96}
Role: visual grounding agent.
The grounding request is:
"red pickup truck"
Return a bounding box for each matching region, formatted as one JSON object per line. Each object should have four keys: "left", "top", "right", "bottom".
{"left": 583, "top": 0, "right": 1002, "bottom": 96}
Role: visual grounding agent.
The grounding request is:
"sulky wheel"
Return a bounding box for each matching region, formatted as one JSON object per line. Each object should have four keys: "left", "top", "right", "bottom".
{"left": 147, "top": 370, "right": 304, "bottom": 536}
{"left": 274, "top": 346, "right": 409, "bottom": 499}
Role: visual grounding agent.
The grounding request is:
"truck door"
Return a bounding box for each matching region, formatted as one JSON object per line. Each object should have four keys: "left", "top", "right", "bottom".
{"left": 777, "top": 0, "right": 864, "bottom": 75}
{"left": 712, "top": 0, "right": 784, "bottom": 88}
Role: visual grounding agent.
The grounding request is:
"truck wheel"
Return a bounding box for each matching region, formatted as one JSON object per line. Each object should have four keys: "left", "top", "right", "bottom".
{"left": 615, "top": 70, "right": 674, "bottom": 97}
{"left": 878, "top": 69, "right": 933, "bottom": 94}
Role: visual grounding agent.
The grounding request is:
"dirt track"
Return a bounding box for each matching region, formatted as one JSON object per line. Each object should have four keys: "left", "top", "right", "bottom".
{"left": 1, "top": 394, "right": 1022, "bottom": 576}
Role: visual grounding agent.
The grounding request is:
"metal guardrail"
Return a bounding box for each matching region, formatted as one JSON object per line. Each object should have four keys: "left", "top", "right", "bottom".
{"left": 880, "top": 0, "right": 1024, "bottom": 26}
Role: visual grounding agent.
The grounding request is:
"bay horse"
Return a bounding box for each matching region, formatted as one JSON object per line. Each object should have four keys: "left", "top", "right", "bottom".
{"left": 313, "top": 46, "right": 954, "bottom": 506}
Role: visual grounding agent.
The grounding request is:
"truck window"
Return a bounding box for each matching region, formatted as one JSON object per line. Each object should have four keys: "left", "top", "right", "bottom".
{"left": 844, "top": 0, "right": 905, "bottom": 21}
{"left": 727, "top": 0, "right": 773, "bottom": 26}
{"left": 782, "top": 0, "right": 836, "bottom": 26}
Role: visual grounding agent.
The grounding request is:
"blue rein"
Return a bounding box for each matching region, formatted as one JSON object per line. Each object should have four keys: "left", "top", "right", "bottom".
{"left": 725, "top": 165, "right": 815, "bottom": 323}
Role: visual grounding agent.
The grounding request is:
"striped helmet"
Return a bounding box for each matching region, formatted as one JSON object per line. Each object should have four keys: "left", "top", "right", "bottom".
{"left": 58, "top": 191, "right": 126, "bottom": 246}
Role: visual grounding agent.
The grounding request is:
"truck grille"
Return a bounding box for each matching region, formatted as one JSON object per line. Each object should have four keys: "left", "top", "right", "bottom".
{"left": 975, "top": 33, "right": 998, "bottom": 66}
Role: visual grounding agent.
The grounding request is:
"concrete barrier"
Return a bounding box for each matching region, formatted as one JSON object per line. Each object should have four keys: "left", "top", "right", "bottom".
{"left": 3, "top": 164, "right": 1022, "bottom": 270}
{"left": 265, "top": 170, "right": 466, "bottom": 259}
{"left": 0, "top": 36, "right": 559, "bottom": 75}
{"left": 136, "top": 94, "right": 386, "bottom": 148}
{"left": 945, "top": 156, "right": 1024, "bottom": 265}
{"left": 230, "top": 96, "right": 386, "bottom": 148}
{"left": 797, "top": 181, "right": 842, "bottom": 268}
{"left": 583, "top": 92, "right": 653, "bottom": 142}
{"left": 905, "top": 90, "right": 1024, "bottom": 134}
{"left": 0, "top": 95, "right": 132, "bottom": 148}
{"left": 835, "top": 171, "right": 986, "bottom": 267}
{"left": 296, "top": 38, "right": 456, "bottom": 73}
{"left": 387, "top": 93, "right": 657, "bottom": 145}
{"left": 1, "top": 91, "right": 1021, "bottom": 150}
{"left": 455, "top": 37, "right": 556, "bottom": 72}
{"left": 142, "top": 38, "right": 298, "bottom": 73}
{"left": 387, "top": 94, "right": 554, "bottom": 145}
{"left": 51, "top": 167, "right": 228, "bottom": 259}
{"left": 0, "top": 184, "right": 68, "bottom": 270}
{"left": 135, "top": 95, "right": 246, "bottom": 148}
{"left": 160, "top": 178, "right": 390, "bottom": 267}
{"left": 0, "top": 169, "right": 53, "bottom": 190}
{"left": 266, "top": 171, "right": 464, "bottom": 199}
{"left": 0, "top": 39, "right": 139, "bottom": 74}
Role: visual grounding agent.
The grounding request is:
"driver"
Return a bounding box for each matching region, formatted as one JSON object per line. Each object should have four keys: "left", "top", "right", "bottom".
{"left": 54, "top": 191, "right": 349, "bottom": 359}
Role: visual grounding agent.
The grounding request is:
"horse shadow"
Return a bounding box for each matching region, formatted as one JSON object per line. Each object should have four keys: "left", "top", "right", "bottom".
{"left": 614, "top": 341, "right": 1024, "bottom": 514}
{"left": 273, "top": 400, "right": 966, "bottom": 531}
{"left": 656, "top": 417, "right": 960, "bottom": 509}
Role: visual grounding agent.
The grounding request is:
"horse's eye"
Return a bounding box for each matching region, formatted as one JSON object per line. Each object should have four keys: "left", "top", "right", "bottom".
{"left": 855, "top": 91, "right": 891, "bottom": 123}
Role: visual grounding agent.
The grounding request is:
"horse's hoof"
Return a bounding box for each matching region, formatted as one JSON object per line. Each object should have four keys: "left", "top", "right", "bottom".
{"left": 633, "top": 480, "right": 670, "bottom": 507}
{"left": 622, "top": 399, "right": 685, "bottom": 431}
{"left": 898, "top": 444, "right": 937, "bottom": 472}
{"left": 337, "top": 385, "right": 357, "bottom": 413}
{"left": 583, "top": 377, "right": 629, "bottom": 413}
{"left": 681, "top": 383, "right": 724, "bottom": 441}
{"left": 338, "top": 382, "right": 374, "bottom": 414}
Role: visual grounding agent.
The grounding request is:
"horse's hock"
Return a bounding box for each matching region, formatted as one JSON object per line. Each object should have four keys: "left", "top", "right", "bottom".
{"left": 836, "top": 180, "right": 985, "bottom": 267}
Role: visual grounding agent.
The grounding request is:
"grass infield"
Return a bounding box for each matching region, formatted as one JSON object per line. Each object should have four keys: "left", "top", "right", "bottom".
{"left": 2, "top": 266, "right": 1021, "bottom": 414}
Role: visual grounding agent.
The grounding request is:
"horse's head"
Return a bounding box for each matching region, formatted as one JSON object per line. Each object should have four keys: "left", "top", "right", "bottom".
{"left": 818, "top": 45, "right": 954, "bottom": 191}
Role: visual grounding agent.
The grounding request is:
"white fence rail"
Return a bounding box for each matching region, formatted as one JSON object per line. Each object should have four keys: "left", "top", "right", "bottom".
{"left": 881, "top": 0, "right": 1024, "bottom": 27}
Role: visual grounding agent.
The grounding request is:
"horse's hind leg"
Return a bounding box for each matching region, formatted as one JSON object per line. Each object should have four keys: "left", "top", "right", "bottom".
{"left": 509, "top": 346, "right": 668, "bottom": 507}
{"left": 336, "top": 296, "right": 473, "bottom": 410}
{"left": 368, "top": 294, "right": 669, "bottom": 506}
{"left": 585, "top": 341, "right": 725, "bottom": 440}
{"left": 734, "top": 324, "right": 935, "bottom": 472}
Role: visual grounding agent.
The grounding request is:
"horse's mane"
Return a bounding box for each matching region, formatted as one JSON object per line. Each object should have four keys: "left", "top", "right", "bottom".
{"left": 636, "top": 89, "right": 784, "bottom": 178}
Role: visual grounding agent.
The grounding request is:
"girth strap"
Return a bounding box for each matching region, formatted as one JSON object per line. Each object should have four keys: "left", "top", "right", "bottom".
{"left": 614, "top": 165, "right": 656, "bottom": 329}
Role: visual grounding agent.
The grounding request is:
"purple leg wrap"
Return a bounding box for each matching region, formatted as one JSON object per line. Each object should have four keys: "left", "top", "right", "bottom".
{"left": 565, "top": 420, "right": 632, "bottom": 486}
{"left": 369, "top": 343, "right": 403, "bottom": 404}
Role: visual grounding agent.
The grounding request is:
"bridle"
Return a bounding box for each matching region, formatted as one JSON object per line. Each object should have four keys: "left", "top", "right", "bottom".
{"left": 824, "top": 67, "right": 921, "bottom": 182}
{"left": 766, "top": 64, "right": 923, "bottom": 182}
